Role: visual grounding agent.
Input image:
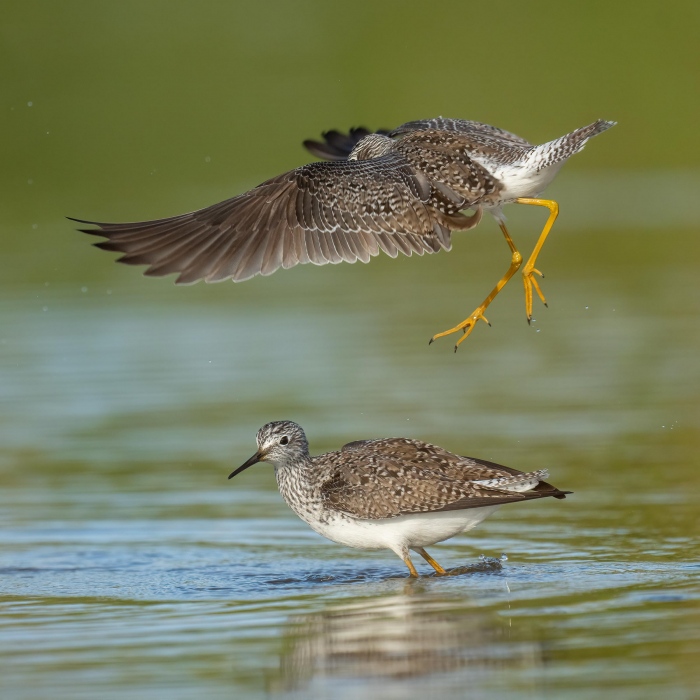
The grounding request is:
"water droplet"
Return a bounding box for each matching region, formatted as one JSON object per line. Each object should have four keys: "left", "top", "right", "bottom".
{"left": 585, "top": 306, "right": 589, "bottom": 310}
{"left": 32, "top": 224, "right": 38, "bottom": 230}
{"left": 42, "top": 306, "right": 48, "bottom": 312}
{"left": 205, "top": 156, "right": 211, "bottom": 162}
{"left": 500, "top": 553, "right": 508, "bottom": 561}
{"left": 27, "top": 101, "right": 33, "bottom": 107}
{"left": 27, "top": 179, "right": 33, "bottom": 185}
{"left": 81, "top": 286, "right": 88, "bottom": 293}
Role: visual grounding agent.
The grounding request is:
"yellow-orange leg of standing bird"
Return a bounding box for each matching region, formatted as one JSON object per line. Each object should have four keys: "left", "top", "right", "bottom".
{"left": 429, "top": 222, "right": 523, "bottom": 351}
{"left": 415, "top": 547, "right": 447, "bottom": 575}
{"left": 402, "top": 554, "right": 419, "bottom": 577}
{"left": 515, "top": 198, "right": 559, "bottom": 323}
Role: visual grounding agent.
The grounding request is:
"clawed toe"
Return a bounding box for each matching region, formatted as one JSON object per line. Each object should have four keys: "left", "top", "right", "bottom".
{"left": 523, "top": 267, "right": 548, "bottom": 322}
{"left": 430, "top": 310, "right": 490, "bottom": 351}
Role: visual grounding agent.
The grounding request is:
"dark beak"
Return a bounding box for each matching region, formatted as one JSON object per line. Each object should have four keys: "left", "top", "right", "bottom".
{"left": 228, "top": 451, "right": 263, "bottom": 480}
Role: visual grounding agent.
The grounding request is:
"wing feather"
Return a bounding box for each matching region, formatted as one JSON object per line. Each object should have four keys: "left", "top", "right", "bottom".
{"left": 75, "top": 134, "right": 490, "bottom": 284}
{"left": 320, "top": 438, "right": 571, "bottom": 519}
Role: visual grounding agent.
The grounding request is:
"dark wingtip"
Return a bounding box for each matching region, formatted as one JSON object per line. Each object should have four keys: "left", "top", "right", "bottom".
{"left": 94, "top": 241, "right": 119, "bottom": 251}
{"left": 67, "top": 216, "right": 99, "bottom": 225}
{"left": 68, "top": 216, "right": 105, "bottom": 234}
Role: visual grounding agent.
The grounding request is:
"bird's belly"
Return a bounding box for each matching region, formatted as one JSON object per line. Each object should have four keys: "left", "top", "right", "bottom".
{"left": 486, "top": 161, "right": 565, "bottom": 202}
{"left": 309, "top": 506, "right": 501, "bottom": 551}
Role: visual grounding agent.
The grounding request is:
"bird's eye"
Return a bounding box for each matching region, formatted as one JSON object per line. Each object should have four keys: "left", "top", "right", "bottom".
{"left": 280, "top": 436, "right": 289, "bottom": 445}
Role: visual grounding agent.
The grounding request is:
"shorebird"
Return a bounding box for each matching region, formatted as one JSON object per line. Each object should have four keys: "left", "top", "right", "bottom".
{"left": 74, "top": 117, "right": 615, "bottom": 349}
{"left": 229, "top": 421, "right": 571, "bottom": 577}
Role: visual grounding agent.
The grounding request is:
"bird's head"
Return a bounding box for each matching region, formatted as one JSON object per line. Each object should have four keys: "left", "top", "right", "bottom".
{"left": 228, "top": 421, "right": 310, "bottom": 479}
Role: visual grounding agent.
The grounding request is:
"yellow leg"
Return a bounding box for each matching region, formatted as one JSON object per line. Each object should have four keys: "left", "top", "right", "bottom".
{"left": 515, "top": 197, "right": 559, "bottom": 323}
{"left": 429, "top": 222, "right": 523, "bottom": 351}
{"left": 415, "top": 547, "right": 447, "bottom": 575}
{"left": 402, "top": 553, "right": 419, "bottom": 577}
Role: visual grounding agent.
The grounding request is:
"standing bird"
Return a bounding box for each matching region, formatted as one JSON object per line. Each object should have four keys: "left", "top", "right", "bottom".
{"left": 229, "top": 421, "right": 571, "bottom": 577}
{"left": 73, "top": 117, "right": 615, "bottom": 349}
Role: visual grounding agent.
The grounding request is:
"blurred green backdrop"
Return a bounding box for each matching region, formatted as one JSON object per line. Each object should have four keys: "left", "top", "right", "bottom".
{"left": 2, "top": 0, "right": 699, "bottom": 283}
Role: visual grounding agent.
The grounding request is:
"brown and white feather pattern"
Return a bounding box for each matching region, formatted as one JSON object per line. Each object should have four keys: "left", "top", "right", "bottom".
{"left": 235, "top": 422, "right": 571, "bottom": 568}
{"left": 313, "top": 437, "right": 567, "bottom": 520}
{"left": 74, "top": 126, "right": 490, "bottom": 285}
{"left": 75, "top": 116, "right": 615, "bottom": 285}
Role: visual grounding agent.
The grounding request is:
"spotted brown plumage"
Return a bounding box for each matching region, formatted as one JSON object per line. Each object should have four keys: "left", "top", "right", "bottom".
{"left": 72, "top": 124, "right": 491, "bottom": 285}
{"left": 73, "top": 116, "right": 615, "bottom": 347}
{"left": 321, "top": 437, "right": 567, "bottom": 519}
{"left": 229, "top": 421, "right": 571, "bottom": 577}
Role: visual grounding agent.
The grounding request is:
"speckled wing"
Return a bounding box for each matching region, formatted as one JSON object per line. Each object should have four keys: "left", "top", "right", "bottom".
{"left": 320, "top": 438, "right": 569, "bottom": 520}
{"left": 73, "top": 153, "right": 478, "bottom": 285}
{"left": 392, "top": 130, "right": 501, "bottom": 208}
{"left": 303, "top": 125, "right": 503, "bottom": 208}
{"left": 390, "top": 117, "right": 532, "bottom": 148}
{"left": 304, "top": 120, "right": 531, "bottom": 162}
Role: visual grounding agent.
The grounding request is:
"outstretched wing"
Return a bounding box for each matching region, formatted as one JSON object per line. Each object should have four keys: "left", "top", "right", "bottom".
{"left": 74, "top": 153, "right": 480, "bottom": 285}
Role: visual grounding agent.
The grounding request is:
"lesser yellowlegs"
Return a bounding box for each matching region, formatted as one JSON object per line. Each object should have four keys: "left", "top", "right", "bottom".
{"left": 74, "top": 117, "right": 615, "bottom": 349}
{"left": 228, "top": 421, "right": 571, "bottom": 577}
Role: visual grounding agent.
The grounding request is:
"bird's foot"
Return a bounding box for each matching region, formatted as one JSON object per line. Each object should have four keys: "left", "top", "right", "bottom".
{"left": 429, "top": 308, "right": 491, "bottom": 352}
{"left": 522, "top": 266, "right": 547, "bottom": 324}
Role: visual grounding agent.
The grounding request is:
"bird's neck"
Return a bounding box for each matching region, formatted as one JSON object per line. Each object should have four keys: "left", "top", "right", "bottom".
{"left": 274, "top": 457, "right": 320, "bottom": 509}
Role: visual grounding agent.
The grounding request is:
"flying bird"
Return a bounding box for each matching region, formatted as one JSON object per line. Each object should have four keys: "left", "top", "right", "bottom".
{"left": 73, "top": 117, "right": 615, "bottom": 349}
{"left": 229, "top": 421, "right": 571, "bottom": 577}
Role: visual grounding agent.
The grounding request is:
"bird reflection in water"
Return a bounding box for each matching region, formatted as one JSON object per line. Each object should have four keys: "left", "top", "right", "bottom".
{"left": 270, "top": 580, "right": 544, "bottom": 697}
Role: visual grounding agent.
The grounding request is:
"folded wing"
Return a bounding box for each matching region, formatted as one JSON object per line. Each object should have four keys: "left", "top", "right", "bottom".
{"left": 321, "top": 438, "right": 569, "bottom": 519}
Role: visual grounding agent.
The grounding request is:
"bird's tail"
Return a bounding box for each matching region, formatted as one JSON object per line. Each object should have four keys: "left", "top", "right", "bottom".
{"left": 528, "top": 119, "right": 617, "bottom": 168}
